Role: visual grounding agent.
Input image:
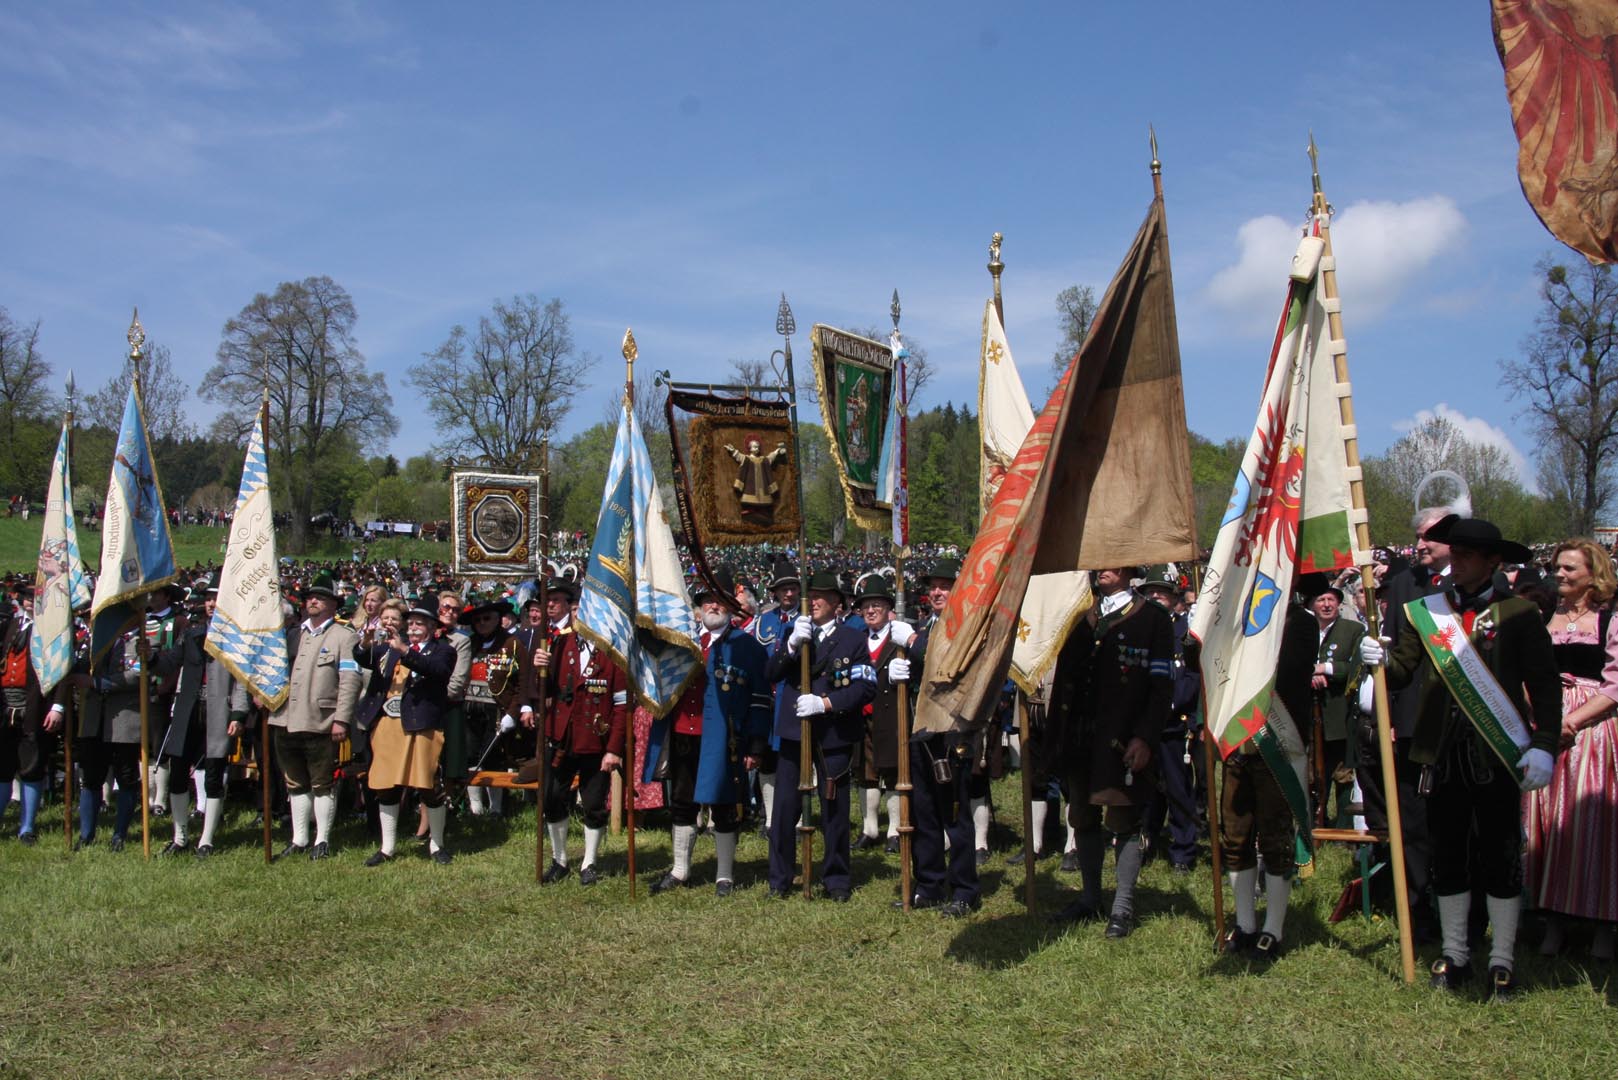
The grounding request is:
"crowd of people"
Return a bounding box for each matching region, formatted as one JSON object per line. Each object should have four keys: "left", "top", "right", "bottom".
{"left": 1, "top": 518, "right": 1614, "bottom": 1001}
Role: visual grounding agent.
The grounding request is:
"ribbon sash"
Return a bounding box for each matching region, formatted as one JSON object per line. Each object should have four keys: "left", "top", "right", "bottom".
{"left": 1405, "top": 594, "right": 1530, "bottom": 779}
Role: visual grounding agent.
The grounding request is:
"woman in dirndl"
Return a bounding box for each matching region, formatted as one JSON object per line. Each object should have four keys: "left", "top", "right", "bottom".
{"left": 355, "top": 594, "right": 458, "bottom": 866}
{"left": 1526, "top": 539, "right": 1618, "bottom": 961}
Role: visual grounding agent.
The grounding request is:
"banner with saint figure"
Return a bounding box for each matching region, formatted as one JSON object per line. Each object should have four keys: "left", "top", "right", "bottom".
{"left": 810, "top": 325, "right": 896, "bottom": 532}
{"left": 451, "top": 471, "right": 541, "bottom": 578}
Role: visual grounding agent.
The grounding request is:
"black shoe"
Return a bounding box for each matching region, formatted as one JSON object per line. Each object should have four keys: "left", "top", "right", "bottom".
{"left": 1429, "top": 956, "right": 1474, "bottom": 992}
{"left": 1049, "top": 898, "right": 1102, "bottom": 925}
{"left": 893, "top": 893, "right": 946, "bottom": 911}
{"left": 160, "top": 840, "right": 187, "bottom": 856}
{"left": 853, "top": 833, "right": 881, "bottom": 851}
{"left": 1223, "top": 927, "right": 1259, "bottom": 955}
{"left": 767, "top": 887, "right": 792, "bottom": 900}
{"left": 73, "top": 835, "right": 94, "bottom": 851}
{"left": 715, "top": 879, "right": 734, "bottom": 898}
{"left": 1105, "top": 915, "right": 1134, "bottom": 939}
{"left": 151, "top": 804, "right": 168, "bottom": 818}
{"left": 193, "top": 844, "right": 213, "bottom": 858}
{"left": 18, "top": 831, "right": 37, "bottom": 846}
{"left": 1171, "top": 862, "right": 1194, "bottom": 877}
{"left": 541, "top": 860, "right": 570, "bottom": 884}
{"left": 757, "top": 820, "right": 770, "bottom": 839}
{"left": 108, "top": 835, "right": 126, "bottom": 853}
{"left": 825, "top": 888, "right": 852, "bottom": 903}
{"left": 1250, "top": 931, "right": 1282, "bottom": 962}
{"left": 308, "top": 842, "right": 331, "bottom": 860}
{"left": 364, "top": 850, "right": 394, "bottom": 867}
{"left": 1486, "top": 965, "right": 1519, "bottom": 1002}
{"left": 884, "top": 836, "right": 900, "bottom": 855}
{"left": 277, "top": 842, "right": 307, "bottom": 861}
{"left": 974, "top": 847, "right": 990, "bottom": 867}
{"left": 939, "top": 898, "right": 981, "bottom": 919}
{"left": 413, "top": 832, "right": 431, "bottom": 846}
{"left": 1059, "top": 851, "right": 1080, "bottom": 873}
{"left": 579, "top": 865, "right": 601, "bottom": 887}
{"left": 430, "top": 848, "right": 452, "bottom": 866}
{"left": 650, "top": 871, "right": 689, "bottom": 895}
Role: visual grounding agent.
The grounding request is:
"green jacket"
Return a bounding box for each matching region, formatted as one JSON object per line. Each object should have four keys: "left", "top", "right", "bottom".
{"left": 1315, "top": 617, "right": 1365, "bottom": 742}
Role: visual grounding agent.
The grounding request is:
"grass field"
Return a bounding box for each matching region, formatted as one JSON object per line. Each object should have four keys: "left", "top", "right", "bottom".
{"left": 0, "top": 516, "right": 451, "bottom": 576}
{"left": 4, "top": 772, "right": 1615, "bottom": 1080}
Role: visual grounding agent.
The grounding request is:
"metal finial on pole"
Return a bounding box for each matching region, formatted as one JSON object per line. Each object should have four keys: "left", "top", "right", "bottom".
{"left": 989, "top": 233, "right": 1005, "bottom": 324}
{"left": 65, "top": 372, "right": 76, "bottom": 412}
{"left": 622, "top": 328, "right": 638, "bottom": 407}
{"left": 127, "top": 308, "right": 146, "bottom": 385}
{"left": 890, "top": 289, "right": 901, "bottom": 334}
{"left": 1149, "top": 125, "right": 1163, "bottom": 199}
{"left": 776, "top": 293, "right": 796, "bottom": 340}
{"left": 1308, "top": 131, "right": 1322, "bottom": 198}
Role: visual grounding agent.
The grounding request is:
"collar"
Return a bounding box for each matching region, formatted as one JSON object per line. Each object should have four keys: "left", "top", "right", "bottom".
{"left": 301, "top": 616, "right": 335, "bottom": 635}
{"left": 868, "top": 624, "right": 890, "bottom": 643}
{"left": 1451, "top": 581, "right": 1496, "bottom": 611}
{"left": 1099, "top": 589, "right": 1135, "bottom": 619}
{"left": 148, "top": 605, "right": 172, "bottom": 620}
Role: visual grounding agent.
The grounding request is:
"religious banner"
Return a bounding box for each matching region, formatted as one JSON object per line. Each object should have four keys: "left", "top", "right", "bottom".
{"left": 1493, "top": 0, "right": 1618, "bottom": 262}
{"left": 810, "top": 325, "right": 895, "bottom": 532}
{"left": 451, "top": 471, "right": 541, "bottom": 578}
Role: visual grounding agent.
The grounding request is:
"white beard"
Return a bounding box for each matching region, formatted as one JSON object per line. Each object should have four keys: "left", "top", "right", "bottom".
{"left": 702, "top": 610, "right": 731, "bottom": 633}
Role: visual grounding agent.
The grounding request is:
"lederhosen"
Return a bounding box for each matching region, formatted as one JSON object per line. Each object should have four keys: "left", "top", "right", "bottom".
{"left": 543, "top": 636, "right": 619, "bottom": 831}
{"left": 0, "top": 620, "right": 52, "bottom": 785}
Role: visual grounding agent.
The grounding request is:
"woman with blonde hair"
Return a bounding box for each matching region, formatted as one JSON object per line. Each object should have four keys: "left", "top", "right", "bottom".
{"left": 1527, "top": 538, "right": 1618, "bottom": 960}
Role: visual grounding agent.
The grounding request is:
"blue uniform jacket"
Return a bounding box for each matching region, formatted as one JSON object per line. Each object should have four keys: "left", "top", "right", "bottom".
{"left": 641, "top": 626, "right": 772, "bottom": 803}
{"left": 353, "top": 637, "right": 457, "bottom": 734}
{"left": 764, "top": 620, "right": 878, "bottom": 749}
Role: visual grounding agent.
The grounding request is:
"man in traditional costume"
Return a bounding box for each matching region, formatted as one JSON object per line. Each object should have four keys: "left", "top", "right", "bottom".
{"left": 164, "top": 573, "right": 249, "bottom": 856}
{"left": 459, "top": 596, "right": 533, "bottom": 818}
{"left": 0, "top": 588, "right": 68, "bottom": 843}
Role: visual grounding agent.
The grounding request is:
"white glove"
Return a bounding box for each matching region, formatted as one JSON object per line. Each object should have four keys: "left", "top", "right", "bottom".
{"left": 1359, "top": 635, "right": 1389, "bottom": 667}
{"left": 499, "top": 714, "right": 517, "bottom": 733}
{"left": 1518, "top": 747, "right": 1554, "bottom": 791}
{"left": 888, "top": 621, "right": 915, "bottom": 649}
{"left": 788, "top": 614, "right": 813, "bottom": 651}
{"left": 1357, "top": 677, "right": 1375, "bottom": 716}
{"left": 888, "top": 657, "right": 911, "bottom": 682}
{"left": 795, "top": 694, "right": 827, "bottom": 717}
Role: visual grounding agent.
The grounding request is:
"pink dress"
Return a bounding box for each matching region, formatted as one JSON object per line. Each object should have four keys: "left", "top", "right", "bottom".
{"left": 1523, "top": 616, "right": 1618, "bottom": 921}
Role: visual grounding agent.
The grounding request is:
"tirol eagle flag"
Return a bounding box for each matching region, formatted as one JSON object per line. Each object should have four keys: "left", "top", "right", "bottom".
{"left": 205, "top": 407, "right": 290, "bottom": 710}
{"left": 1493, "top": 0, "right": 1618, "bottom": 263}
{"left": 914, "top": 193, "right": 1197, "bottom": 736}
{"left": 977, "top": 292, "right": 1094, "bottom": 693}
{"left": 1190, "top": 219, "right": 1360, "bottom": 847}
{"left": 89, "top": 374, "right": 177, "bottom": 664}
{"left": 576, "top": 334, "right": 702, "bottom": 718}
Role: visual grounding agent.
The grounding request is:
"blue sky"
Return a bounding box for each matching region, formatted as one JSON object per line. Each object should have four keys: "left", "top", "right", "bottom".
{"left": 0, "top": 3, "right": 1562, "bottom": 487}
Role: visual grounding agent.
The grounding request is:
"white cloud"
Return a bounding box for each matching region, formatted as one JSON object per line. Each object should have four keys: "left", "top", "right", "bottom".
{"left": 1204, "top": 195, "right": 1467, "bottom": 332}
{"left": 1392, "top": 402, "right": 1537, "bottom": 492}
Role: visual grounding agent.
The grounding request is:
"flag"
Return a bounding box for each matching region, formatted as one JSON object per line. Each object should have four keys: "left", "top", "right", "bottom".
{"left": 810, "top": 324, "right": 897, "bottom": 531}
{"left": 31, "top": 417, "right": 91, "bottom": 693}
{"left": 914, "top": 196, "right": 1197, "bottom": 734}
{"left": 1189, "top": 218, "right": 1361, "bottom": 845}
{"left": 1493, "top": 0, "right": 1618, "bottom": 263}
{"left": 576, "top": 400, "right": 702, "bottom": 718}
{"left": 874, "top": 329, "right": 908, "bottom": 546}
{"left": 976, "top": 300, "right": 1092, "bottom": 693}
{"left": 205, "top": 409, "right": 290, "bottom": 709}
{"left": 89, "top": 383, "right": 176, "bottom": 664}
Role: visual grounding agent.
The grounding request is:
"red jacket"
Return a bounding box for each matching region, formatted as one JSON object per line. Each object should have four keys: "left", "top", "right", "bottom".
{"left": 543, "top": 625, "right": 629, "bottom": 756}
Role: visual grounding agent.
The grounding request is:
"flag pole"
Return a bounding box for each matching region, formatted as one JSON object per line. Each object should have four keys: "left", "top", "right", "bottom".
{"left": 127, "top": 313, "right": 154, "bottom": 861}
{"left": 621, "top": 331, "right": 640, "bottom": 899}
{"left": 536, "top": 433, "right": 551, "bottom": 884}
{"left": 61, "top": 374, "right": 77, "bottom": 854}
{"left": 887, "top": 291, "right": 915, "bottom": 911}
{"left": 1151, "top": 128, "right": 1225, "bottom": 947}
{"left": 991, "top": 234, "right": 1038, "bottom": 911}
{"left": 1309, "top": 135, "right": 1416, "bottom": 985}
{"left": 257, "top": 385, "right": 274, "bottom": 865}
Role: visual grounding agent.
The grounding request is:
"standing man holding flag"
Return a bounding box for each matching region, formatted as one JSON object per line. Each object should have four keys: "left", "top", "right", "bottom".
{"left": 84, "top": 312, "right": 179, "bottom": 857}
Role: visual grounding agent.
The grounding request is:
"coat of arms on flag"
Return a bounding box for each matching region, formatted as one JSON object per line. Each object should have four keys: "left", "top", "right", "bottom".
{"left": 451, "top": 471, "right": 541, "bottom": 578}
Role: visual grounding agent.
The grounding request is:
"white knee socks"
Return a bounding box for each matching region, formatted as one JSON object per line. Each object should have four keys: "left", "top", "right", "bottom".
{"left": 312, "top": 793, "right": 335, "bottom": 846}
{"left": 1230, "top": 867, "right": 1259, "bottom": 933}
{"left": 583, "top": 825, "right": 603, "bottom": 869}
{"left": 547, "top": 820, "right": 569, "bottom": 865}
{"left": 1262, "top": 873, "right": 1292, "bottom": 939}
{"left": 289, "top": 792, "right": 313, "bottom": 848}
{"left": 862, "top": 788, "right": 881, "bottom": 839}
{"left": 378, "top": 801, "right": 400, "bottom": 855}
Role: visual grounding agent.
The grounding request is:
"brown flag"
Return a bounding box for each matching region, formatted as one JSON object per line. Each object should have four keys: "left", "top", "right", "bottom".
{"left": 913, "top": 195, "right": 1196, "bottom": 735}
{"left": 1494, "top": 0, "right": 1618, "bottom": 263}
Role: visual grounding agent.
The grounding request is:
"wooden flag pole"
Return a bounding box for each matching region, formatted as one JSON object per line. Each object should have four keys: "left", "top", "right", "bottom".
{"left": 536, "top": 435, "right": 551, "bottom": 884}
{"left": 62, "top": 377, "right": 78, "bottom": 854}
{"left": 622, "top": 332, "right": 639, "bottom": 900}
{"left": 260, "top": 705, "right": 272, "bottom": 863}
{"left": 1309, "top": 135, "right": 1416, "bottom": 985}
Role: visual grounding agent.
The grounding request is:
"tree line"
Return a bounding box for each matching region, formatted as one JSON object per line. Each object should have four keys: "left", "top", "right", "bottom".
{"left": 0, "top": 256, "right": 1613, "bottom": 556}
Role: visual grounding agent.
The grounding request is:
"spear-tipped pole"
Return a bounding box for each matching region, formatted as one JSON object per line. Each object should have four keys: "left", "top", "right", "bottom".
{"left": 1309, "top": 137, "right": 1416, "bottom": 985}
{"left": 61, "top": 373, "right": 78, "bottom": 853}
{"left": 988, "top": 233, "right": 1005, "bottom": 326}
{"left": 621, "top": 329, "right": 640, "bottom": 898}
{"left": 536, "top": 432, "right": 551, "bottom": 883}
{"left": 886, "top": 289, "right": 917, "bottom": 910}
{"left": 1150, "top": 124, "right": 1163, "bottom": 201}
{"left": 258, "top": 382, "right": 275, "bottom": 864}
{"left": 123, "top": 310, "right": 157, "bottom": 859}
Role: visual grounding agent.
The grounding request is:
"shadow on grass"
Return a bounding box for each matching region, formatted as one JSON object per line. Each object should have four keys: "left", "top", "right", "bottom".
{"left": 944, "top": 909, "right": 1064, "bottom": 969}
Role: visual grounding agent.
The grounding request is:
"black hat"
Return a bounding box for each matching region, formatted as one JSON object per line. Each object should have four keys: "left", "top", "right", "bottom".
{"left": 924, "top": 558, "right": 960, "bottom": 582}
{"left": 1424, "top": 515, "right": 1533, "bottom": 563}
{"left": 768, "top": 558, "right": 800, "bottom": 591}
{"left": 1294, "top": 571, "right": 1342, "bottom": 602}
{"left": 853, "top": 572, "right": 895, "bottom": 605}
{"left": 804, "top": 569, "right": 845, "bottom": 597}
{"left": 459, "top": 595, "right": 514, "bottom": 624}
{"left": 201, "top": 571, "right": 221, "bottom": 596}
{"left": 543, "top": 575, "right": 579, "bottom": 600}
{"left": 406, "top": 593, "right": 439, "bottom": 623}
{"left": 304, "top": 572, "right": 340, "bottom": 601}
{"left": 692, "top": 566, "right": 737, "bottom": 605}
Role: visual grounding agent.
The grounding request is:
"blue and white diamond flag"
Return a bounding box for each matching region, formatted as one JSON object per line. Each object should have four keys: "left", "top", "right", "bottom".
{"left": 31, "top": 416, "right": 91, "bottom": 693}
{"left": 205, "top": 409, "right": 289, "bottom": 709}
